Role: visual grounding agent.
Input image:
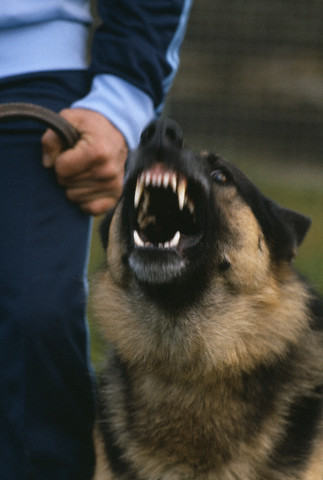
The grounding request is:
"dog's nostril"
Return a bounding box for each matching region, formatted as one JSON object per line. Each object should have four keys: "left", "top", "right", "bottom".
{"left": 165, "top": 125, "right": 183, "bottom": 148}
{"left": 162, "top": 119, "right": 183, "bottom": 148}
{"left": 140, "top": 123, "right": 156, "bottom": 146}
{"left": 140, "top": 119, "right": 183, "bottom": 149}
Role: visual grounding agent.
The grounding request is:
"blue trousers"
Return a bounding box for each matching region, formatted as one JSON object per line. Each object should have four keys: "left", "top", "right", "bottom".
{"left": 0, "top": 72, "right": 95, "bottom": 479}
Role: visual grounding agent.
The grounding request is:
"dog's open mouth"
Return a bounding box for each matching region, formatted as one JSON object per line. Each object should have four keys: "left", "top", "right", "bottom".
{"left": 132, "top": 163, "right": 203, "bottom": 254}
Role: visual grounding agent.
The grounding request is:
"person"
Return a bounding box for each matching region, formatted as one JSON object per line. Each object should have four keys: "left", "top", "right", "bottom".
{"left": 0, "top": 1, "right": 193, "bottom": 479}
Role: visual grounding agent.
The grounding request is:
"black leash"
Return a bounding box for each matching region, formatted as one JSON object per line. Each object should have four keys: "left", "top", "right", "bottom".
{"left": 0, "top": 102, "right": 80, "bottom": 150}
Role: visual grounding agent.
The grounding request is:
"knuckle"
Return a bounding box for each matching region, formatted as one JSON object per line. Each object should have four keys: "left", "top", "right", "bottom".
{"left": 92, "top": 142, "right": 111, "bottom": 161}
{"left": 65, "top": 189, "right": 77, "bottom": 202}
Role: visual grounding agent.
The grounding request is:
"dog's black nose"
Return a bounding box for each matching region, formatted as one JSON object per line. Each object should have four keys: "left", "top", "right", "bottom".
{"left": 140, "top": 118, "right": 183, "bottom": 149}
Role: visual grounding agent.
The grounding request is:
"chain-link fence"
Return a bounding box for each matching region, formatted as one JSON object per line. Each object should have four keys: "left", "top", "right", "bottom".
{"left": 166, "top": 0, "right": 323, "bottom": 162}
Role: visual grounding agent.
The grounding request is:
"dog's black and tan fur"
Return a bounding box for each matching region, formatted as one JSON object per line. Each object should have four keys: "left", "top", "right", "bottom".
{"left": 92, "top": 119, "right": 323, "bottom": 480}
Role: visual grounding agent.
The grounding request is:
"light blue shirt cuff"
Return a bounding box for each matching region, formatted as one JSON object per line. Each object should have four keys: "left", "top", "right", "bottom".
{"left": 72, "top": 74, "right": 156, "bottom": 148}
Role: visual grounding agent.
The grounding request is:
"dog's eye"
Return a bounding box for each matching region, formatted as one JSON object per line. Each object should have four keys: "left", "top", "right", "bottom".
{"left": 211, "top": 169, "right": 227, "bottom": 184}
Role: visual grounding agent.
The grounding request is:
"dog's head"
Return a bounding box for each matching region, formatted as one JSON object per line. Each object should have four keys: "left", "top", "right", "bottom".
{"left": 100, "top": 118, "right": 311, "bottom": 307}
{"left": 96, "top": 118, "right": 313, "bottom": 374}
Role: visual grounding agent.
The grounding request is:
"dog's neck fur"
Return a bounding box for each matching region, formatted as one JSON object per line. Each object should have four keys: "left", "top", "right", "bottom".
{"left": 93, "top": 266, "right": 311, "bottom": 380}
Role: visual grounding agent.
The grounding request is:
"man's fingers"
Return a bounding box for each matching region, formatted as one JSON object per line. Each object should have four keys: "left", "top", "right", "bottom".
{"left": 65, "top": 184, "right": 121, "bottom": 215}
{"left": 53, "top": 142, "right": 93, "bottom": 178}
{"left": 54, "top": 152, "right": 124, "bottom": 187}
{"left": 41, "top": 128, "right": 65, "bottom": 167}
{"left": 80, "top": 198, "right": 117, "bottom": 216}
{"left": 41, "top": 108, "right": 128, "bottom": 215}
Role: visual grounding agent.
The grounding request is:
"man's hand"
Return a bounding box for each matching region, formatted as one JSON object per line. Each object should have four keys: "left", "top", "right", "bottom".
{"left": 42, "top": 108, "right": 128, "bottom": 215}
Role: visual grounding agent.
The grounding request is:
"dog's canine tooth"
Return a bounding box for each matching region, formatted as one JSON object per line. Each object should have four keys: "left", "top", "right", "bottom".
{"left": 170, "top": 173, "right": 177, "bottom": 194}
{"left": 177, "top": 178, "right": 187, "bottom": 210}
{"left": 134, "top": 176, "right": 145, "bottom": 208}
{"left": 169, "top": 230, "right": 181, "bottom": 248}
{"left": 133, "top": 230, "right": 145, "bottom": 247}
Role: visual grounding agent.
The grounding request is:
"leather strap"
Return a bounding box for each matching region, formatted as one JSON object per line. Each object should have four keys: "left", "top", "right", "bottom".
{"left": 0, "top": 102, "right": 80, "bottom": 150}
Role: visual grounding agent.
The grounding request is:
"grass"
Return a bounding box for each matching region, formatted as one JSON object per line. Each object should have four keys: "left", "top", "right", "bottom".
{"left": 87, "top": 154, "right": 323, "bottom": 363}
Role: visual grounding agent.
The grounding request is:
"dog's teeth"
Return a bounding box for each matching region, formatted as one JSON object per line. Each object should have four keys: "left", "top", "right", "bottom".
{"left": 157, "top": 173, "right": 163, "bottom": 187}
{"left": 170, "top": 174, "right": 177, "bottom": 194}
{"left": 134, "top": 176, "right": 145, "bottom": 208}
{"left": 169, "top": 230, "right": 181, "bottom": 248}
{"left": 163, "top": 172, "right": 170, "bottom": 189}
{"left": 144, "top": 171, "right": 151, "bottom": 187}
{"left": 152, "top": 173, "right": 158, "bottom": 187}
{"left": 187, "top": 199, "right": 195, "bottom": 215}
{"left": 142, "top": 190, "right": 150, "bottom": 214}
{"left": 177, "top": 179, "right": 187, "bottom": 210}
{"left": 133, "top": 230, "right": 145, "bottom": 247}
{"left": 135, "top": 230, "right": 181, "bottom": 250}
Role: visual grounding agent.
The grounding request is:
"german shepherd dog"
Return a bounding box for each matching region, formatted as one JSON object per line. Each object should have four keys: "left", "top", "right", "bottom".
{"left": 92, "top": 119, "right": 323, "bottom": 480}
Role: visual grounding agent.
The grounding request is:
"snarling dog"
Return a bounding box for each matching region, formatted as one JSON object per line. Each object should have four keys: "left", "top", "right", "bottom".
{"left": 92, "top": 119, "right": 323, "bottom": 480}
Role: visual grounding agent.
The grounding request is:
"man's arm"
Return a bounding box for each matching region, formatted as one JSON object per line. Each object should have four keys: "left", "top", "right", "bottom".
{"left": 42, "top": 0, "right": 193, "bottom": 215}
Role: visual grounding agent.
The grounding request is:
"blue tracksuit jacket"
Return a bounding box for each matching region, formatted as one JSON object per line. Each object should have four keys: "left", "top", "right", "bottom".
{"left": 0, "top": 0, "right": 192, "bottom": 147}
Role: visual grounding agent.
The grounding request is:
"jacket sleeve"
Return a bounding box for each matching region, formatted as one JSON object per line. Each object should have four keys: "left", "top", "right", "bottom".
{"left": 73, "top": 0, "right": 192, "bottom": 147}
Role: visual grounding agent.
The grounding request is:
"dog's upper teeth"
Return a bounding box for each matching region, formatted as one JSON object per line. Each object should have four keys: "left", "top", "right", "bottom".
{"left": 151, "top": 172, "right": 158, "bottom": 187}
{"left": 157, "top": 173, "right": 163, "bottom": 187}
{"left": 170, "top": 173, "right": 177, "bottom": 193}
{"left": 144, "top": 171, "right": 151, "bottom": 187}
{"left": 134, "top": 169, "right": 190, "bottom": 213}
{"left": 134, "top": 176, "right": 145, "bottom": 208}
{"left": 187, "top": 199, "right": 195, "bottom": 215}
{"left": 163, "top": 172, "right": 170, "bottom": 189}
{"left": 177, "top": 178, "right": 187, "bottom": 211}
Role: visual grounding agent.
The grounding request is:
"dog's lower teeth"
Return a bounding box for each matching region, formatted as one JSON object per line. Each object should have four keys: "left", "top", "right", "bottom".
{"left": 134, "top": 230, "right": 144, "bottom": 247}
{"left": 170, "top": 230, "right": 181, "bottom": 247}
{"left": 134, "top": 230, "right": 181, "bottom": 250}
{"left": 158, "top": 231, "right": 180, "bottom": 250}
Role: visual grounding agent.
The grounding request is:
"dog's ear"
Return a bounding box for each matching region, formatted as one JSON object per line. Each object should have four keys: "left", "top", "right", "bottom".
{"left": 99, "top": 208, "right": 116, "bottom": 250}
{"left": 229, "top": 165, "right": 312, "bottom": 263}
{"left": 279, "top": 207, "right": 312, "bottom": 248}
{"left": 266, "top": 200, "right": 311, "bottom": 262}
